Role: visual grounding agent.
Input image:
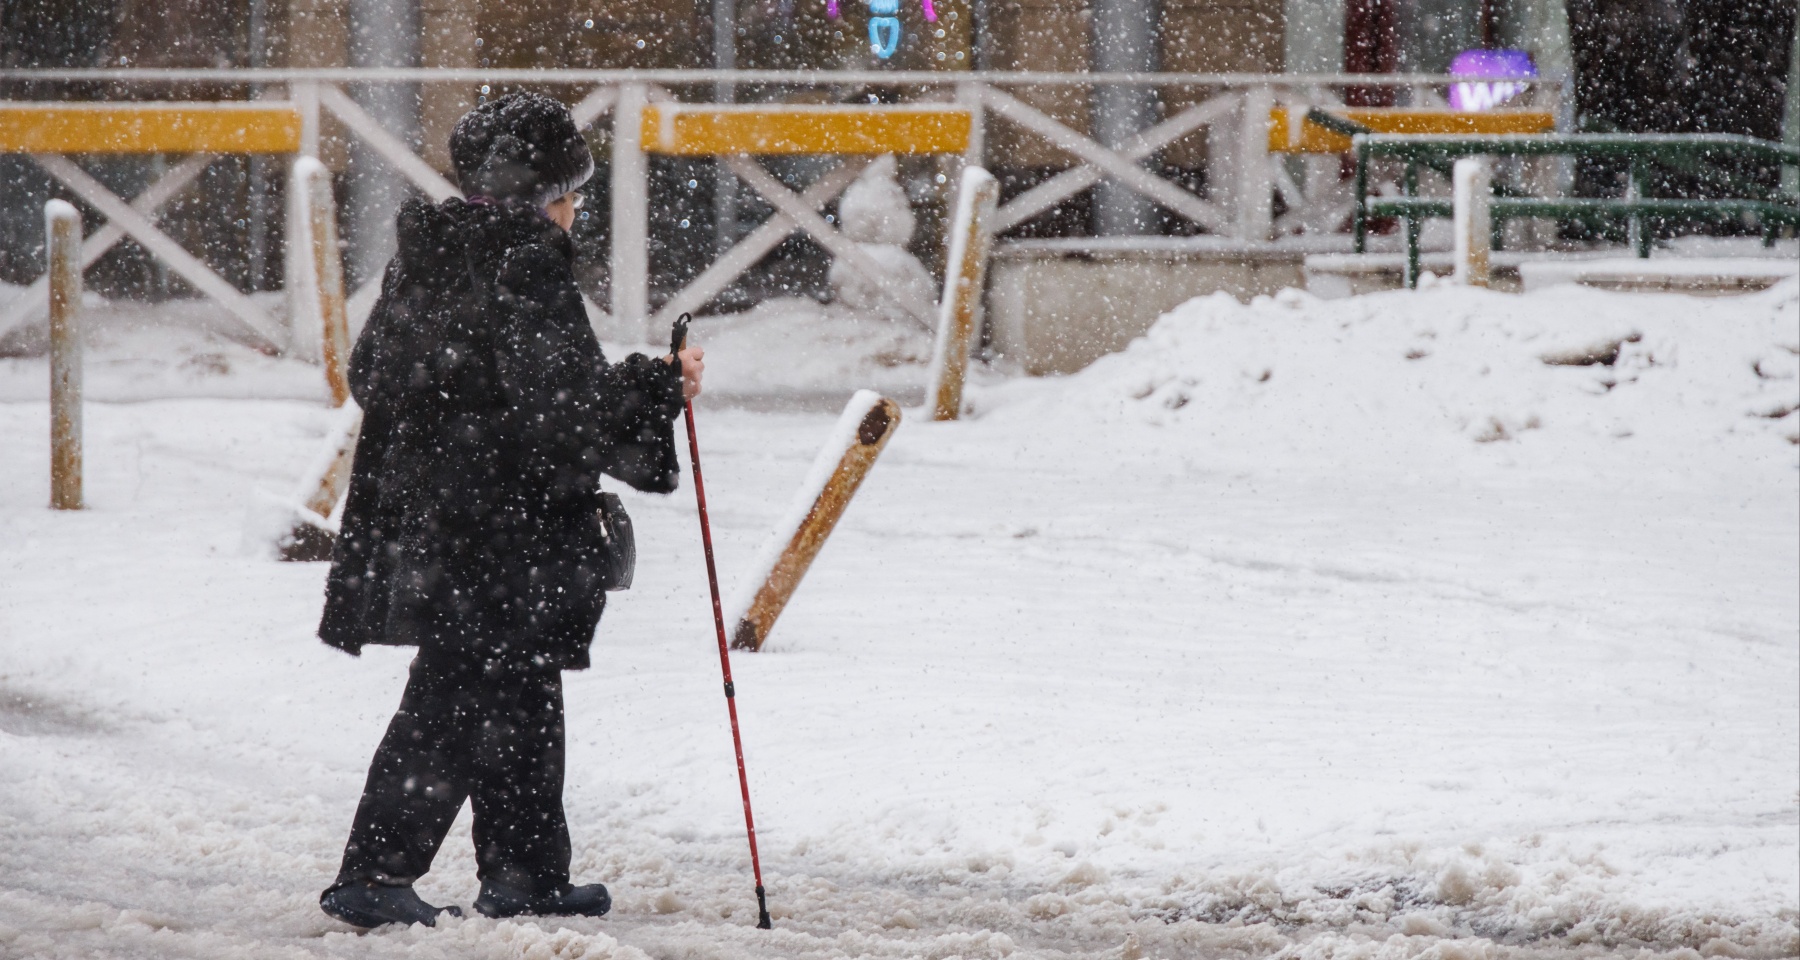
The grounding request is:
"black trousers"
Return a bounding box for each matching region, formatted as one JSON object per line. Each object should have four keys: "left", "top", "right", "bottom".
{"left": 332, "top": 650, "right": 570, "bottom": 895}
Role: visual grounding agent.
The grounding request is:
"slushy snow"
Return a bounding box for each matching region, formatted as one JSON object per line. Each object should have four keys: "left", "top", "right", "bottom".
{"left": 0, "top": 279, "right": 1795, "bottom": 959}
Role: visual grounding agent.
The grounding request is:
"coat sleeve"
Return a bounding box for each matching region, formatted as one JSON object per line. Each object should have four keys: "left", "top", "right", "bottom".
{"left": 489, "top": 236, "right": 683, "bottom": 499}
{"left": 594, "top": 351, "right": 684, "bottom": 494}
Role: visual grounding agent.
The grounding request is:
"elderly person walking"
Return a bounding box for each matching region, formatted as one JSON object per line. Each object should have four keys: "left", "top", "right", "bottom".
{"left": 315, "top": 92, "right": 702, "bottom": 929}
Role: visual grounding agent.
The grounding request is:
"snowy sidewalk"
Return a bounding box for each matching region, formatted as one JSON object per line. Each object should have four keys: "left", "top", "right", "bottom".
{"left": 0, "top": 283, "right": 1795, "bottom": 960}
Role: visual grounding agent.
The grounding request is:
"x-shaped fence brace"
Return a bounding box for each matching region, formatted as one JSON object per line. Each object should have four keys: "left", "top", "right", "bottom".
{"left": 0, "top": 83, "right": 1274, "bottom": 351}
{"left": 649, "top": 156, "right": 873, "bottom": 326}
{"left": 0, "top": 153, "right": 214, "bottom": 338}
{"left": 987, "top": 90, "right": 1240, "bottom": 235}
{"left": 2, "top": 152, "right": 288, "bottom": 349}
{"left": 635, "top": 85, "right": 938, "bottom": 330}
{"left": 977, "top": 84, "right": 1234, "bottom": 235}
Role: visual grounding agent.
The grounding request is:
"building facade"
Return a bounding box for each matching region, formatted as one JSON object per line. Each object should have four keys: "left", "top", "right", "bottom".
{"left": 1, "top": 0, "right": 1793, "bottom": 306}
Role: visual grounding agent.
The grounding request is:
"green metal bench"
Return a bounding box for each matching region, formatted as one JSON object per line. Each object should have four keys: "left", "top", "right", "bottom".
{"left": 1348, "top": 132, "right": 1800, "bottom": 288}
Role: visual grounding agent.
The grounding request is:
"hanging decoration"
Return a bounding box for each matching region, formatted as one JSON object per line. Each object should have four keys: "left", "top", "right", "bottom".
{"left": 827, "top": 0, "right": 937, "bottom": 60}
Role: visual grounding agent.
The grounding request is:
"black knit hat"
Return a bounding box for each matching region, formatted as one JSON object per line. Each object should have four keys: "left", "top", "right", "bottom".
{"left": 450, "top": 92, "right": 595, "bottom": 206}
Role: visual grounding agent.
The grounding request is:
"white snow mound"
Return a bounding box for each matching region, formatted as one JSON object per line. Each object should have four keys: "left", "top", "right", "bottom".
{"left": 981, "top": 280, "right": 1800, "bottom": 468}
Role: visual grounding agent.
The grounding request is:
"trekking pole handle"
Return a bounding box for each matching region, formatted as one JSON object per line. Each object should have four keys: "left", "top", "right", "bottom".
{"left": 670, "top": 314, "right": 690, "bottom": 375}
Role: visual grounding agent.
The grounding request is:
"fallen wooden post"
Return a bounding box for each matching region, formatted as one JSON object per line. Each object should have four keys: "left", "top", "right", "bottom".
{"left": 277, "top": 404, "right": 362, "bottom": 560}
{"left": 727, "top": 390, "right": 901, "bottom": 651}
{"left": 46, "top": 200, "right": 82, "bottom": 511}
{"left": 925, "top": 166, "right": 1000, "bottom": 422}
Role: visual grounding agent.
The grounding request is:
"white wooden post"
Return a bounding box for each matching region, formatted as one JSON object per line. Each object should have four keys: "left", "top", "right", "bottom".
{"left": 610, "top": 82, "right": 651, "bottom": 340}
{"left": 284, "top": 159, "right": 310, "bottom": 359}
{"left": 46, "top": 200, "right": 82, "bottom": 511}
{"left": 926, "top": 167, "right": 1000, "bottom": 421}
{"left": 1236, "top": 85, "right": 1275, "bottom": 243}
{"left": 1453, "top": 156, "right": 1493, "bottom": 288}
{"left": 957, "top": 81, "right": 986, "bottom": 176}
{"left": 294, "top": 80, "right": 321, "bottom": 159}
{"left": 298, "top": 405, "right": 362, "bottom": 522}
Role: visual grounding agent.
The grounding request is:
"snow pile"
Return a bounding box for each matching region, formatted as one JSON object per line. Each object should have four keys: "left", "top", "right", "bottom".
{"left": 981, "top": 279, "right": 1800, "bottom": 468}
{"left": 0, "top": 295, "right": 328, "bottom": 403}
{"left": 677, "top": 297, "right": 934, "bottom": 407}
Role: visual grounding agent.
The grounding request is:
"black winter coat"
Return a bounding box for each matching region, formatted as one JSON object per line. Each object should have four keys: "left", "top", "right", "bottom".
{"left": 318, "top": 197, "right": 683, "bottom": 670}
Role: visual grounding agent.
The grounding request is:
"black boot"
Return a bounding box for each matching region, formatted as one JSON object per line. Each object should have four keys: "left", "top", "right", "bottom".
{"left": 320, "top": 881, "right": 463, "bottom": 928}
{"left": 474, "top": 880, "right": 611, "bottom": 919}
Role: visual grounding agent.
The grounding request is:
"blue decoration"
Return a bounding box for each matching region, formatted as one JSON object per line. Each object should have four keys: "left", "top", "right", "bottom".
{"left": 826, "top": 0, "right": 936, "bottom": 60}
{"left": 869, "top": 19, "right": 901, "bottom": 58}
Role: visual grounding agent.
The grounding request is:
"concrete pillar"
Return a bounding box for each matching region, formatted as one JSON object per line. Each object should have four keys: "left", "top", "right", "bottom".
{"left": 1283, "top": 0, "right": 1345, "bottom": 72}
{"left": 713, "top": 0, "right": 739, "bottom": 255}
{"left": 1090, "top": 0, "right": 1160, "bottom": 236}
{"left": 610, "top": 83, "right": 651, "bottom": 337}
{"left": 1396, "top": 0, "right": 1479, "bottom": 73}
{"left": 247, "top": 0, "right": 274, "bottom": 292}
{"left": 346, "top": 0, "right": 422, "bottom": 288}
{"left": 1501, "top": 0, "right": 1573, "bottom": 79}
{"left": 1282, "top": 0, "right": 1345, "bottom": 238}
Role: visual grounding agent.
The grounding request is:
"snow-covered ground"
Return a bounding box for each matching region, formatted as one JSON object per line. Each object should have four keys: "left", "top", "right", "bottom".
{"left": 1, "top": 280, "right": 1795, "bottom": 960}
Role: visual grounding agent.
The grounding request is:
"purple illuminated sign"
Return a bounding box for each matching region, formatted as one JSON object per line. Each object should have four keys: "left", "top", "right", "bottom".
{"left": 1449, "top": 49, "right": 1538, "bottom": 111}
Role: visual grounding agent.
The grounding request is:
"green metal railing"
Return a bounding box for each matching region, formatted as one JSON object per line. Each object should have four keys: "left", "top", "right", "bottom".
{"left": 1349, "top": 132, "right": 1800, "bottom": 287}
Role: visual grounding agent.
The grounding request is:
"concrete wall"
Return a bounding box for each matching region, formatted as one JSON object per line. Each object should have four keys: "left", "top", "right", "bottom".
{"left": 988, "top": 240, "right": 1305, "bottom": 374}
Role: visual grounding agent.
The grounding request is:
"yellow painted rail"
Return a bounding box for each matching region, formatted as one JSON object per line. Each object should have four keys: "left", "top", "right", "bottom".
{"left": 0, "top": 102, "right": 303, "bottom": 154}
{"left": 1269, "top": 107, "right": 1555, "bottom": 154}
{"left": 642, "top": 103, "right": 971, "bottom": 156}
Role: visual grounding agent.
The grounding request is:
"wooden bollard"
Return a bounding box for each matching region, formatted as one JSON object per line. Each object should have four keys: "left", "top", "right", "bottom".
{"left": 296, "top": 157, "right": 351, "bottom": 405}
{"left": 297, "top": 155, "right": 354, "bottom": 517}
{"left": 46, "top": 200, "right": 82, "bottom": 511}
{"left": 1453, "top": 156, "right": 1493, "bottom": 288}
{"left": 925, "top": 166, "right": 1000, "bottom": 421}
{"left": 727, "top": 390, "right": 901, "bottom": 651}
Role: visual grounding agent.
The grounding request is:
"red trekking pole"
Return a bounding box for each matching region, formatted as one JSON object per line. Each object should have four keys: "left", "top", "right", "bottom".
{"left": 671, "top": 314, "right": 773, "bottom": 930}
